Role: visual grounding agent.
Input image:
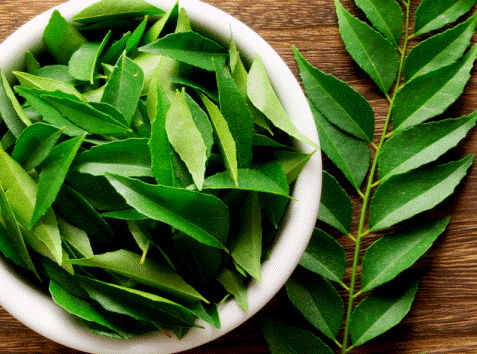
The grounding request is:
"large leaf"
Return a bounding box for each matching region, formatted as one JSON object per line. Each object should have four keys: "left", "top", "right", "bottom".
{"left": 310, "top": 100, "right": 370, "bottom": 190}
{"left": 335, "top": 0, "right": 399, "bottom": 94}
{"left": 404, "top": 12, "right": 477, "bottom": 82}
{"left": 318, "top": 171, "right": 353, "bottom": 234}
{"left": 378, "top": 113, "right": 477, "bottom": 182}
{"left": 286, "top": 267, "right": 344, "bottom": 341}
{"left": 361, "top": 217, "right": 450, "bottom": 293}
{"left": 414, "top": 0, "right": 477, "bottom": 36}
{"left": 299, "top": 228, "right": 347, "bottom": 283}
{"left": 350, "top": 278, "right": 419, "bottom": 347}
{"left": 369, "top": 155, "right": 473, "bottom": 231}
{"left": 105, "top": 173, "right": 229, "bottom": 250}
{"left": 293, "top": 46, "right": 374, "bottom": 142}
{"left": 258, "top": 316, "right": 334, "bottom": 354}
{"left": 354, "top": 0, "right": 403, "bottom": 47}
{"left": 393, "top": 44, "right": 477, "bottom": 131}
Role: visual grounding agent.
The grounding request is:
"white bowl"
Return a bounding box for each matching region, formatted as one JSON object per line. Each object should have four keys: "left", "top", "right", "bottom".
{"left": 0, "top": 0, "right": 322, "bottom": 353}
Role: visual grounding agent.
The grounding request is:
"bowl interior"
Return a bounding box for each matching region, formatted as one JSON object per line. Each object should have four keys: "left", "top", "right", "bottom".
{"left": 0, "top": 0, "right": 322, "bottom": 353}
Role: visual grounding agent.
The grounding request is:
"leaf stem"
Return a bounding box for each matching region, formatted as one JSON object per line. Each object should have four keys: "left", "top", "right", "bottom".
{"left": 341, "top": 2, "right": 412, "bottom": 352}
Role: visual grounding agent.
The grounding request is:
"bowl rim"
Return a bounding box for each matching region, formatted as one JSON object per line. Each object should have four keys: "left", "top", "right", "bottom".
{"left": 0, "top": 0, "right": 322, "bottom": 353}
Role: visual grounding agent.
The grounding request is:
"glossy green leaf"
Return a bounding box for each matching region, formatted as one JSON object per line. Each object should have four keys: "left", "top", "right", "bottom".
{"left": 258, "top": 316, "right": 334, "bottom": 354}
{"left": 101, "top": 53, "right": 144, "bottom": 124}
{"left": 393, "top": 44, "right": 477, "bottom": 131}
{"left": 217, "top": 267, "right": 248, "bottom": 311}
{"left": 2, "top": 71, "right": 31, "bottom": 129}
{"left": 350, "top": 278, "right": 419, "bottom": 347}
{"left": 72, "top": 0, "right": 164, "bottom": 24}
{"left": 354, "top": 0, "right": 403, "bottom": 47}
{"left": 105, "top": 173, "right": 229, "bottom": 250}
{"left": 139, "top": 32, "right": 228, "bottom": 71}
{"left": 310, "top": 100, "right": 370, "bottom": 190}
{"left": 378, "top": 113, "right": 477, "bottom": 182}
{"left": 186, "top": 301, "right": 220, "bottom": 329}
{"left": 184, "top": 92, "right": 214, "bottom": 159}
{"left": 58, "top": 218, "right": 94, "bottom": 259}
{"left": 125, "top": 16, "right": 148, "bottom": 56}
{"left": 67, "top": 249, "right": 206, "bottom": 303}
{"left": 200, "top": 92, "right": 239, "bottom": 186}
{"left": 247, "top": 54, "right": 318, "bottom": 148}
{"left": 13, "top": 72, "right": 85, "bottom": 100}
{"left": 30, "top": 133, "right": 87, "bottom": 228}
{"left": 299, "top": 228, "right": 347, "bottom": 283}
{"left": 294, "top": 46, "right": 374, "bottom": 142}
{"left": 214, "top": 57, "right": 254, "bottom": 168}
{"left": 99, "top": 32, "right": 131, "bottom": 66}
{"left": 335, "top": 0, "right": 399, "bottom": 94}
{"left": 274, "top": 150, "right": 314, "bottom": 185}
{"left": 43, "top": 10, "right": 87, "bottom": 65}
{"left": 414, "top": 0, "right": 477, "bottom": 36}
{"left": 69, "top": 31, "right": 112, "bottom": 84}
{"left": 141, "top": 0, "right": 179, "bottom": 45}
{"left": 231, "top": 192, "right": 262, "bottom": 281}
{"left": 318, "top": 171, "right": 353, "bottom": 234}
{"left": 71, "top": 138, "right": 152, "bottom": 177}
{"left": 25, "top": 51, "right": 40, "bottom": 74}
{"left": 35, "top": 65, "right": 79, "bottom": 87}
{"left": 286, "top": 267, "right": 344, "bottom": 340}
{"left": 370, "top": 155, "right": 473, "bottom": 231}
{"left": 0, "top": 71, "right": 28, "bottom": 138}
{"left": 404, "top": 12, "right": 477, "bottom": 82}
{"left": 166, "top": 89, "right": 208, "bottom": 190}
{"left": 361, "top": 217, "right": 450, "bottom": 293}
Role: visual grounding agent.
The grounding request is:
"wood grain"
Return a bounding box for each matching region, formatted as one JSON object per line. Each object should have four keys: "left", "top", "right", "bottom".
{"left": 1, "top": 0, "right": 477, "bottom": 353}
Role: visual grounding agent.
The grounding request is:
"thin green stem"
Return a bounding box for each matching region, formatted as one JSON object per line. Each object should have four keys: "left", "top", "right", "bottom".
{"left": 340, "top": 2, "right": 412, "bottom": 353}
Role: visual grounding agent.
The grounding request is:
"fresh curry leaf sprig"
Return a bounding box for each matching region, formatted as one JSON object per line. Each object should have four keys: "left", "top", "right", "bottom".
{"left": 0, "top": 0, "right": 317, "bottom": 339}
{"left": 260, "top": 0, "right": 477, "bottom": 353}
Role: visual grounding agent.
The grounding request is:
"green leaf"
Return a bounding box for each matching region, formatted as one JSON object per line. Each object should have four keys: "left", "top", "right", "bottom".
{"left": 69, "top": 31, "right": 112, "bottom": 84}
{"left": 310, "top": 100, "right": 370, "bottom": 190}
{"left": 105, "top": 173, "right": 229, "bottom": 249}
{"left": 141, "top": 0, "right": 179, "bottom": 45}
{"left": 139, "top": 32, "right": 228, "bottom": 71}
{"left": 247, "top": 54, "right": 318, "bottom": 148}
{"left": 67, "top": 249, "right": 207, "bottom": 303}
{"left": 334, "top": 0, "right": 399, "bottom": 94}
{"left": 274, "top": 150, "right": 314, "bottom": 186}
{"left": 30, "top": 133, "right": 87, "bottom": 228}
{"left": 71, "top": 138, "right": 153, "bottom": 177}
{"left": 35, "top": 65, "right": 80, "bottom": 86}
{"left": 72, "top": 0, "right": 165, "bottom": 24}
{"left": 166, "top": 89, "right": 208, "bottom": 190}
{"left": 125, "top": 16, "right": 148, "bottom": 56}
{"left": 25, "top": 51, "right": 40, "bottom": 74}
{"left": 318, "top": 171, "right": 353, "bottom": 234}
{"left": 43, "top": 10, "right": 87, "bottom": 65}
{"left": 378, "top": 113, "right": 477, "bottom": 182}
{"left": 231, "top": 192, "right": 262, "bottom": 281}
{"left": 217, "top": 267, "right": 248, "bottom": 312}
{"left": 404, "top": 12, "right": 477, "bottom": 82}
{"left": 414, "top": 0, "right": 477, "bottom": 36}
{"left": 286, "top": 267, "right": 344, "bottom": 340}
{"left": 58, "top": 218, "right": 94, "bottom": 259}
{"left": 13, "top": 71, "right": 85, "bottom": 100}
{"left": 299, "top": 228, "right": 347, "bottom": 283}
{"left": 258, "top": 316, "right": 334, "bottom": 354}
{"left": 369, "top": 155, "right": 473, "bottom": 231}
{"left": 294, "top": 47, "right": 374, "bottom": 142}
{"left": 0, "top": 71, "right": 27, "bottom": 138}
{"left": 350, "top": 278, "right": 419, "bottom": 347}
{"left": 361, "top": 217, "right": 450, "bottom": 293}
{"left": 393, "top": 44, "right": 477, "bottom": 131}
{"left": 354, "top": 0, "right": 403, "bottom": 47}
{"left": 101, "top": 53, "right": 145, "bottom": 124}
{"left": 184, "top": 92, "right": 214, "bottom": 159}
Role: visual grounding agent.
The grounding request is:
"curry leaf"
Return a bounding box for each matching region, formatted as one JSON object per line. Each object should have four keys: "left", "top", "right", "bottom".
{"left": 0, "top": 71, "right": 28, "bottom": 138}
{"left": 217, "top": 267, "right": 248, "bottom": 312}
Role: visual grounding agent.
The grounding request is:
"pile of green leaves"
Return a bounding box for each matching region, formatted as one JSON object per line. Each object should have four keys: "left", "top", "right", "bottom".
{"left": 260, "top": 0, "right": 477, "bottom": 353}
{"left": 0, "top": 0, "right": 316, "bottom": 339}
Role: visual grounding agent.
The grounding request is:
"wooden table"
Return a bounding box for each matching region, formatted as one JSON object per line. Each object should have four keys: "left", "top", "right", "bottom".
{"left": 1, "top": 0, "right": 477, "bottom": 353}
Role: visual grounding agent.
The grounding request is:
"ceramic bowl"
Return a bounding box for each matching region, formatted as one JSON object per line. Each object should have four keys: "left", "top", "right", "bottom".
{"left": 0, "top": 0, "right": 322, "bottom": 353}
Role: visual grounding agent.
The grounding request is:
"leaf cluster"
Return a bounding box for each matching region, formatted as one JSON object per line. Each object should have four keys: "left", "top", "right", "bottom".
{"left": 0, "top": 0, "right": 316, "bottom": 339}
{"left": 260, "top": 0, "right": 477, "bottom": 353}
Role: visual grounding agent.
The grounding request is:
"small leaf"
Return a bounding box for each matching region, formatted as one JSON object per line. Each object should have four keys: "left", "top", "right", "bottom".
{"left": 369, "top": 155, "right": 473, "bottom": 231}
{"left": 273, "top": 150, "right": 313, "bottom": 186}
{"left": 414, "top": 0, "right": 477, "bottom": 36}
{"left": 286, "top": 267, "right": 344, "bottom": 340}
{"left": 318, "top": 171, "right": 353, "bottom": 234}
{"left": 294, "top": 46, "right": 374, "bottom": 142}
{"left": 299, "top": 228, "right": 347, "bottom": 283}
{"left": 354, "top": 0, "right": 403, "bottom": 47}
{"left": 335, "top": 0, "right": 399, "bottom": 94}
{"left": 58, "top": 218, "right": 94, "bottom": 259}
{"left": 0, "top": 71, "right": 28, "bottom": 138}
{"left": 25, "top": 51, "right": 40, "bottom": 74}
{"left": 217, "top": 267, "right": 248, "bottom": 311}
{"left": 393, "top": 44, "right": 477, "bottom": 131}
{"left": 258, "top": 316, "right": 334, "bottom": 354}
{"left": 404, "top": 12, "right": 477, "bottom": 82}
{"left": 361, "top": 217, "right": 450, "bottom": 293}
{"left": 350, "top": 278, "right": 419, "bottom": 347}
{"left": 378, "top": 113, "right": 477, "bottom": 182}
{"left": 141, "top": 0, "right": 179, "bottom": 45}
